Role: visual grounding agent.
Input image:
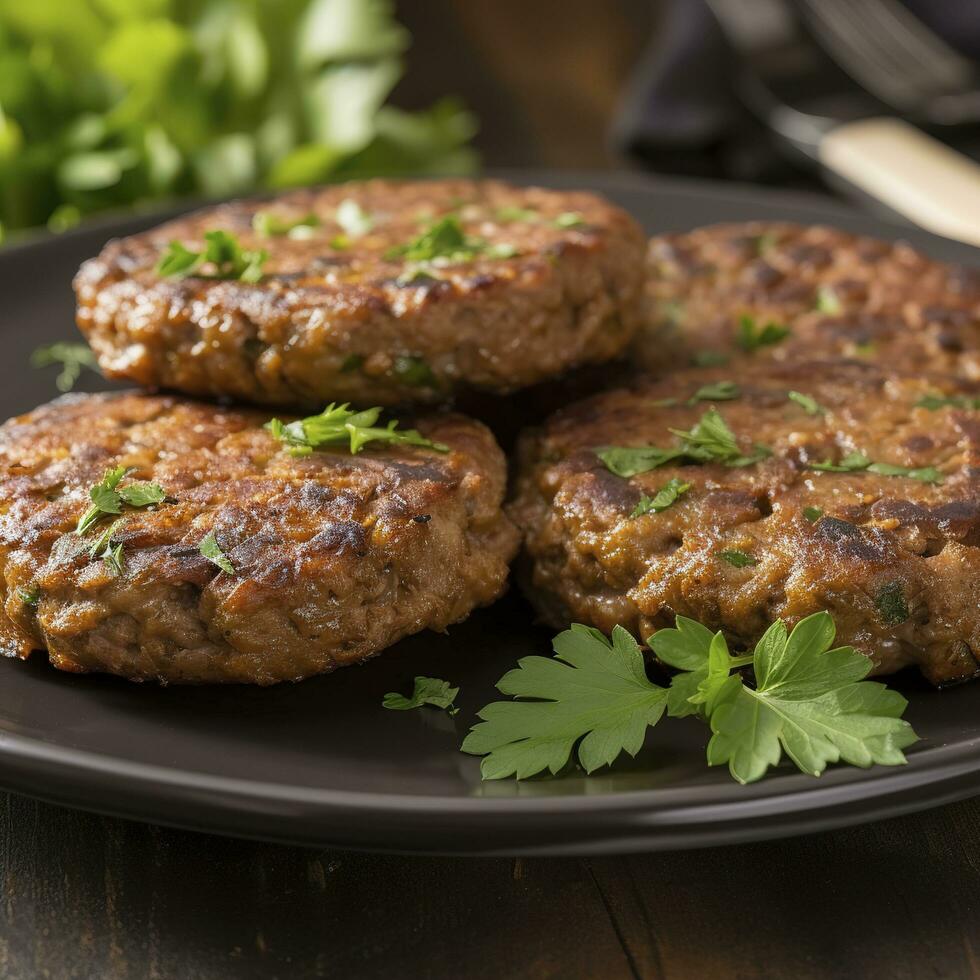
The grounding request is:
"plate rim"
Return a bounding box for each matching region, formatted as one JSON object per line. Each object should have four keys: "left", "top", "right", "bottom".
{"left": 2, "top": 169, "right": 979, "bottom": 854}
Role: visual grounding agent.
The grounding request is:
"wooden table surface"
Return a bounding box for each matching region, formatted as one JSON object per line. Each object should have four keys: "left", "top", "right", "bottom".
{"left": 2, "top": 791, "right": 979, "bottom": 979}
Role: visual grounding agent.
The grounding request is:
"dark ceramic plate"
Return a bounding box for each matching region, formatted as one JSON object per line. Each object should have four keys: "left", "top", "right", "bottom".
{"left": 1, "top": 172, "right": 978, "bottom": 855}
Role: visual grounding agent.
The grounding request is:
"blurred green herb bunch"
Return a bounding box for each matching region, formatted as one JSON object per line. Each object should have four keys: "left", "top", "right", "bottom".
{"left": 0, "top": 0, "right": 477, "bottom": 242}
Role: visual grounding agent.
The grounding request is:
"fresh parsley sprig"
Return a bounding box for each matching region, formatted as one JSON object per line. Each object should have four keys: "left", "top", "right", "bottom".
{"left": 916, "top": 393, "right": 980, "bottom": 411}
{"left": 252, "top": 211, "right": 319, "bottom": 239}
{"left": 385, "top": 215, "right": 516, "bottom": 265}
{"left": 630, "top": 478, "right": 691, "bottom": 518}
{"left": 383, "top": 677, "right": 459, "bottom": 715}
{"left": 461, "top": 625, "right": 669, "bottom": 779}
{"left": 199, "top": 532, "right": 235, "bottom": 574}
{"left": 736, "top": 314, "right": 789, "bottom": 352}
{"left": 265, "top": 404, "right": 448, "bottom": 457}
{"left": 75, "top": 467, "right": 167, "bottom": 535}
{"left": 31, "top": 342, "right": 99, "bottom": 393}
{"left": 598, "top": 409, "right": 771, "bottom": 477}
{"left": 156, "top": 230, "right": 268, "bottom": 283}
{"left": 463, "top": 612, "right": 918, "bottom": 784}
{"left": 788, "top": 390, "right": 825, "bottom": 416}
{"left": 810, "top": 451, "right": 942, "bottom": 484}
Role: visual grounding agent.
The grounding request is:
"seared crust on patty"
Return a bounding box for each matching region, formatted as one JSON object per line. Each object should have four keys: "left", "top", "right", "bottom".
{"left": 637, "top": 221, "right": 980, "bottom": 376}
{"left": 75, "top": 179, "right": 646, "bottom": 408}
{"left": 0, "top": 392, "right": 519, "bottom": 684}
{"left": 510, "top": 361, "right": 980, "bottom": 685}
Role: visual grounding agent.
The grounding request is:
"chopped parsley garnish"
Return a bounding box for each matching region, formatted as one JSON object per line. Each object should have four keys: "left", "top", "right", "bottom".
{"left": 386, "top": 215, "right": 518, "bottom": 265}
{"left": 788, "top": 390, "right": 826, "bottom": 416}
{"left": 252, "top": 211, "right": 319, "bottom": 238}
{"left": 692, "top": 351, "right": 729, "bottom": 367}
{"left": 335, "top": 199, "right": 374, "bottom": 237}
{"left": 598, "top": 409, "right": 770, "bottom": 477}
{"left": 630, "top": 478, "right": 691, "bottom": 518}
{"left": 17, "top": 586, "right": 40, "bottom": 607}
{"left": 875, "top": 581, "right": 909, "bottom": 626}
{"left": 265, "top": 403, "right": 448, "bottom": 457}
{"left": 754, "top": 232, "right": 777, "bottom": 254}
{"left": 668, "top": 409, "right": 772, "bottom": 467}
{"left": 462, "top": 611, "right": 918, "bottom": 783}
{"left": 736, "top": 314, "right": 790, "bottom": 352}
{"left": 395, "top": 266, "right": 441, "bottom": 287}
{"left": 101, "top": 541, "right": 125, "bottom": 576}
{"left": 199, "top": 532, "right": 235, "bottom": 574}
{"left": 689, "top": 380, "right": 739, "bottom": 404}
{"left": 393, "top": 355, "right": 437, "bottom": 387}
{"left": 495, "top": 206, "right": 538, "bottom": 223}
{"left": 803, "top": 505, "right": 824, "bottom": 522}
{"left": 916, "top": 393, "right": 980, "bottom": 411}
{"left": 75, "top": 467, "right": 167, "bottom": 536}
{"left": 383, "top": 676, "right": 459, "bottom": 715}
{"left": 385, "top": 215, "right": 480, "bottom": 263}
{"left": 719, "top": 549, "right": 756, "bottom": 567}
{"left": 810, "top": 452, "right": 942, "bottom": 484}
{"left": 815, "top": 285, "right": 842, "bottom": 314}
{"left": 156, "top": 230, "right": 268, "bottom": 283}
{"left": 330, "top": 234, "right": 350, "bottom": 250}
{"left": 554, "top": 211, "right": 586, "bottom": 228}
{"left": 31, "top": 342, "right": 99, "bottom": 393}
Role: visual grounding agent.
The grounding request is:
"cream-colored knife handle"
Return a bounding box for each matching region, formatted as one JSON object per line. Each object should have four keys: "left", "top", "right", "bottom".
{"left": 819, "top": 117, "right": 980, "bottom": 247}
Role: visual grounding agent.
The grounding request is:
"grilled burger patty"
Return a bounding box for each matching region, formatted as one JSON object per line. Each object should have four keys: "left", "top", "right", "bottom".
{"left": 638, "top": 221, "right": 980, "bottom": 375}
{"left": 0, "top": 393, "right": 519, "bottom": 684}
{"left": 510, "top": 361, "right": 980, "bottom": 685}
{"left": 75, "top": 179, "right": 646, "bottom": 409}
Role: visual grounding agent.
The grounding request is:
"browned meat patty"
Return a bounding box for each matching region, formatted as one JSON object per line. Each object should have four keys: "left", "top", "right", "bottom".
{"left": 0, "top": 393, "right": 519, "bottom": 684}
{"left": 75, "top": 179, "right": 646, "bottom": 409}
{"left": 509, "top": 360, "right": 980, "bottom": 685}
{"left": 637, "top": 221, "right": 980, "bottom": 376}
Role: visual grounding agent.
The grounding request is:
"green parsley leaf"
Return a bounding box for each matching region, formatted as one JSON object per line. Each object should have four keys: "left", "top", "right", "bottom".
{"left": 915, "top": 393, "right": 980, "bottom": 411}
{"left": 810, "top": 451, "right": 871, "bottom": 473}
{"left": 692, "top": 351, "right": 729, "bottom": 367}
{"left": 719, "top": 549, "right": 756, "bottom": 568}
{"left": 706, "top": 613, "right": 918, "bottom": 783}
{"left": 156, "top": 230, "right": 268, "bottom": 283}
{"left": 252, "top": 211, "right": 319, "bottom": 238}
{"left": 596, "top": 446, "right": 684, "bottom": 478}
{"left": 736, "top": 314, "right": 790, "bottom": 352}
{"left": 265, "top": 403, "right": 448, "bottom": 457}
{"left": 788, "top": 390, "right": 825, "bottom": 416}
{"left": 101, "top": 541, "right": 125, "bottom": 576}
{"left": 875, "top": 581, "right": 910, "bottom": 626}
{"left": 598, "top": 409, "right": 770, "bottom": 477}
{"left": 689, "top": 381, "right": 740, "bottom": 404}
{"left": 199, "top": 532, "right": 235, "bottom": 575}
{"left": 630, "top": 478, "right": 691, "bottom": 518}
{"left": 815, "top": 285, "right": 842, "bottom": 314}
{"left": 117, "top": 483, "right": 167, "bottom": 508}
{"left": 75, "top": 468, "right": 167, "bottom": 535}
{"left": 668, "top": 408, "right": 772, "bottom": 467}
{"left": 803, "top": 506, "right": 823, "bottom": 523}
{"left": 30, "top": 342, "right": 99, "bottom": 393}
{"left": 393, "top": 355, "right": 437, "bottom": 387}
{"left": 810, "top": 453, "right": 943, "bottom": 484}
{"left": 386, "top": 215, "right": 480, "bottom": 263}
{"left": 335, "top": 199, "right": 374, "bottom": 237}
{"left": 495, "top": 206, "right": 538, "bottom": 223}
{"left": 649, "top": 617, "right": 751, "bottom": 719}
{"left": 383, "top": 676, "right": 459, "bottom": 714}
{"left": 17, "top": 586, "right": 40, "bottom": 607}
{"left": 554, "top": 211, "right": 586, "bottom": 228}
{"left": 462, "top": 625, "right": 668, "bottom": 779}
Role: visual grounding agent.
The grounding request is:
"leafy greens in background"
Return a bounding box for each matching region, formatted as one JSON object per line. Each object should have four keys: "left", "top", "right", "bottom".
{"left": 0, "top": 0, "right": 478, "bottom": 242}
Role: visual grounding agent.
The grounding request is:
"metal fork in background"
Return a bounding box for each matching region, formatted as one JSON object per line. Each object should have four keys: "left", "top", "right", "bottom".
{"left": 799, "top": 0, "right": 980, "bottom": 126}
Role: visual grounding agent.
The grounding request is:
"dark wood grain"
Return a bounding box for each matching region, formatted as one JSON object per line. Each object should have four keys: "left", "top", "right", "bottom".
{"left": 2, "top": 791, "right": 979, "bottom": 979}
